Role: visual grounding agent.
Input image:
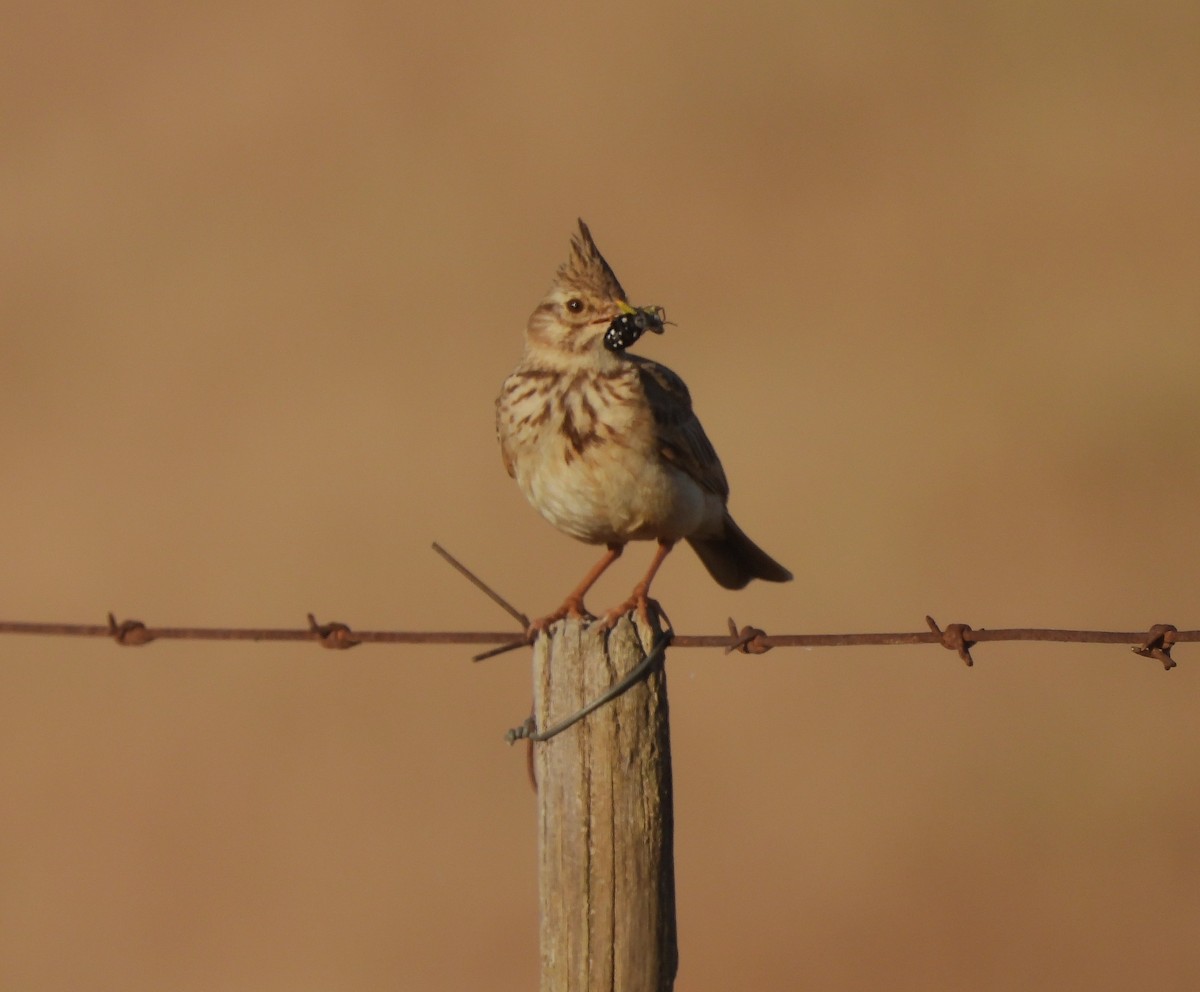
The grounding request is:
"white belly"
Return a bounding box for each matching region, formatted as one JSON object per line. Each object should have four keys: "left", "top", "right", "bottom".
{"left": 518, "top": 434, "right": 713, "bottom": 544}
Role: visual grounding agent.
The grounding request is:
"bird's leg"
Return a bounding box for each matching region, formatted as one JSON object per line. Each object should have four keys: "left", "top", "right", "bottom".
{"left": 528, "top": 543, "right": 624, "bottom": 635}
{"left": 602, "top": 539, "right": 675, "bottom": 629}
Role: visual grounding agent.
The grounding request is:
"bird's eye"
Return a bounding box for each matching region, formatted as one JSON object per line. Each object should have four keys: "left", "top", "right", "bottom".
{"left": 566, "top": 298, "right": 584, "bottom": 313}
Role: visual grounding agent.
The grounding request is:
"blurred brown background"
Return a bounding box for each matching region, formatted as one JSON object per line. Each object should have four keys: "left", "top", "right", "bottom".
{"left": 2, "top": 1, "right": 1198, "bottom": 989}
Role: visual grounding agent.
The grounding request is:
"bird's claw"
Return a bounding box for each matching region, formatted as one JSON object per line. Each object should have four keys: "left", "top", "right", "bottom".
{"left": 525, "top": 597, "right": 595, "bottom": 639}
{"left": 599, "top": 593, "right": 659, "bottom": 630}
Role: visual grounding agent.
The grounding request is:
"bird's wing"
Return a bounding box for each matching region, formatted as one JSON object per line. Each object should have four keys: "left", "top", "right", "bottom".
{"left": 634, "top": 358, "right": 730, "bottom": 499}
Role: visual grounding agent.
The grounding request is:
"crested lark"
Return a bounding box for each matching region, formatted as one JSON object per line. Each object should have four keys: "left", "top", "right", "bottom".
{"left": 496, "top": 220, "right": 791, "bottom": 629}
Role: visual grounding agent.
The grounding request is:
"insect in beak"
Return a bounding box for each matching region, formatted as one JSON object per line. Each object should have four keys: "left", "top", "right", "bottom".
{"left": 603, "top": 304, "right": 668, "bottom": 352}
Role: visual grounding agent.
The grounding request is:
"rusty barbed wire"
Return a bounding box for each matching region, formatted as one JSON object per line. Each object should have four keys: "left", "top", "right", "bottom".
{"left": 0, "top": 617, "right": 518, "bottom": 648}
{"left": 0, "top": 545, "right": 1189, "bottom": 670}
{"left": 0, "top": 616, "right": 1190, "bottom": 670}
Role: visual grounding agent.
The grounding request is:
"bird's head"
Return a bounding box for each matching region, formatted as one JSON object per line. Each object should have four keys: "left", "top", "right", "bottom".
{"left": 525, "top": 220, "right": 642, "bottom": 359}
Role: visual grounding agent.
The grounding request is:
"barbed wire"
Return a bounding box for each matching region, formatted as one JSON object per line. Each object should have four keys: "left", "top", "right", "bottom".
{"left": 0, "top": 545, "right": 1188, "bottom": 670}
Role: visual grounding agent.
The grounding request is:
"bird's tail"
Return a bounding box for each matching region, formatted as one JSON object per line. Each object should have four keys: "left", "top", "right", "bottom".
{"left": 686, "top": 513, "right": 793, "bottom": 590}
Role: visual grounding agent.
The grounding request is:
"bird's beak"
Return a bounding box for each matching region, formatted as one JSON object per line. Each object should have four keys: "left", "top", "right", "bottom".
{"left": 616, "top": 300, "right": 636, "bottom": 315}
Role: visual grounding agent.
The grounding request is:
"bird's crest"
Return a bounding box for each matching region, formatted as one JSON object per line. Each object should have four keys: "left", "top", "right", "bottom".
{"left": 555, "top": 219, "right": 627, "bottom": 302}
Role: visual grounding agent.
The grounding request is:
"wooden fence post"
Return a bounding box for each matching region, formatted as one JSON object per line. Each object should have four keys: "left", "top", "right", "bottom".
{"left": 533, "top": 611, "right": 678, "bottom": 992}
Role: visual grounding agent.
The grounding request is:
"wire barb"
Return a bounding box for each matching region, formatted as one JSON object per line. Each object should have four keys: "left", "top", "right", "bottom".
{"left": 306, "top": 613, "right": 360, "bottom": 650}
{"left": 724, "top": 617, "right": 771, "bottom": 655}
{"left": 107, "top": 612, "right": 155, "bottom": 647}
{"left": 926, "top": 616, "right": 976, "bottom": 667}
{"left": 1132, "top": 623, "right": 1178, "bottom": 671}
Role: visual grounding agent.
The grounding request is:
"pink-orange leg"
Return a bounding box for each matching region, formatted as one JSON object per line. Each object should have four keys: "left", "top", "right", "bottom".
{"left": 528, "top": 543, "right": 625, "bottom": 635}
{"left": 602, "top": 539, "right": 676, "bottom": 629}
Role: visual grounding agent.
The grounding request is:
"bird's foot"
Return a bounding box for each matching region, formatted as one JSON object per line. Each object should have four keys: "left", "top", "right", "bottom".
{"left": 526, "top": 596, "right": 595, "bottom": 639}
{"left": 599, "top": 592, "right": 659, "bottom": 630}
